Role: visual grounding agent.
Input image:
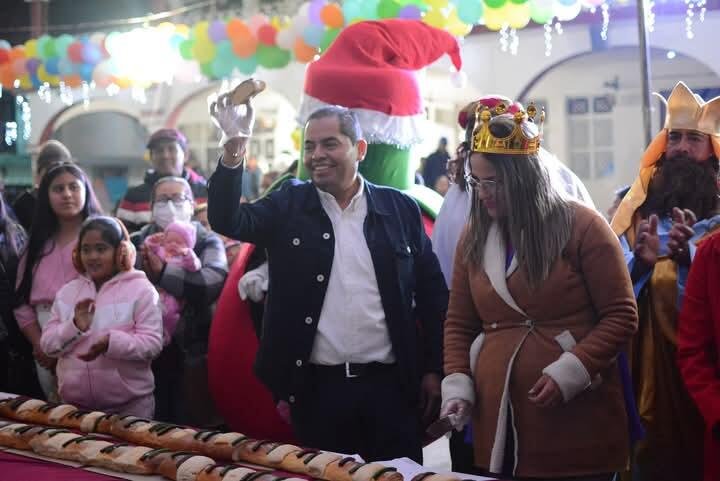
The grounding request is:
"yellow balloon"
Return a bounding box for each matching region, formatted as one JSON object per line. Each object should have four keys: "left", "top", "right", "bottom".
{"left": 506, "top": 2, "right": 531, "bottom": 29}
{"left": 423, "top": 8, "right": 448, "bottom": 29}
{"left": 447, "top": 8, "right": 473, "bottom": 36}
{"left": 19, "top": 74, "right": 32, "bottom": 90}
{"left": 48, "top": 74, "right": 60, "bottom": 87}
{"left": 483, "top": 5, "right": 508, "bottom": 31}
{"left": 175, "top": 24, "right": 190, "bottom": 36}
{"left": 194, "top": 20, "right": 210, "bottom": 42}
{"left": 157, "top": 22, "right": 175, "bottom": 33}
{"left": 426, "top": 0, "right": 449, "bottom": 7}
{"left": 25, "top": 39, "right": 38, "bottom": 58}
{"left": 37, "top": 65, "right": 50, "bottom": 83}
{"left": 291, "top": 128, "right": 301, "bottom": 151}
{"left": 192, "top": 39, "right": 216, "bottom": 64}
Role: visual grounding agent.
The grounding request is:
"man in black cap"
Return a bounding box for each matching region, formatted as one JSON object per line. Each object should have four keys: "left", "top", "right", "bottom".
{"left": 117, "top": 128, "right": 208, "bottom": 232}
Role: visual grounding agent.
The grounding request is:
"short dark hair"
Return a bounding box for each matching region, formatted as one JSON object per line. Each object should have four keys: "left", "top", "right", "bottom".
{"left": 306, "top": 106, "right": 362, "bottom": 145}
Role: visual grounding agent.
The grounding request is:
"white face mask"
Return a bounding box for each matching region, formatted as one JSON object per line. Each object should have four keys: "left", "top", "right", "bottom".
{"left": 152, "top": 200, "right": 193, "bottom": 229}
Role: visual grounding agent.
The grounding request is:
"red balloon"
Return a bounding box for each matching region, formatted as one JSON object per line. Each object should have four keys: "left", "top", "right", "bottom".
{"left": 0, "top": 50, "right": 9, "bottom": 65}
{"left": 67, "top": 42, "right": 84, "bottom": 63}
{"left": 257, "top": 25, "right": 277, "bottom": 46}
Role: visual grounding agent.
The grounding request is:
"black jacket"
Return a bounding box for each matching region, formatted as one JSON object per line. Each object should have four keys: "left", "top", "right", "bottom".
{"left": 208, "top": 161, "right": 448, "bottom": 403}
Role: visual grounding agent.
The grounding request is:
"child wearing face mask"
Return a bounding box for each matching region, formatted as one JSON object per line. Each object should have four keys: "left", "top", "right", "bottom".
{"left": 143, "top": 220, "right": 201, "bottom": 344}
{"left": 40, "top": 216, "right": 163, "bottom": 417}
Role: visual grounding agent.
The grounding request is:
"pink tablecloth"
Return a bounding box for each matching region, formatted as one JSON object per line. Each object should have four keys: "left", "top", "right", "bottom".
{"left": 0, "top": 450, "right": 125, "bottom": 481}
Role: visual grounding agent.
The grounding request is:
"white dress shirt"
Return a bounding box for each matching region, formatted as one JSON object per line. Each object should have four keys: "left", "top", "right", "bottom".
{"left": 309, "top": 177, "right": 395, "bottom": 365}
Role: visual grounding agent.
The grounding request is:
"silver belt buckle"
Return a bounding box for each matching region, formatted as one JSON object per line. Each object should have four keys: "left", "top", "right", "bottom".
{"left": 344, "top": 362, "right": 358, "bottom": 378}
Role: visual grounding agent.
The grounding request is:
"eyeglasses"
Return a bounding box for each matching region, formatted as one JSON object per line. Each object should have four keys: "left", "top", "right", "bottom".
{"left": 155, "top": 194, "right": 192, "bottom": 206}
{"left": 464, "top": 175, "right": 500, "bottom": 193}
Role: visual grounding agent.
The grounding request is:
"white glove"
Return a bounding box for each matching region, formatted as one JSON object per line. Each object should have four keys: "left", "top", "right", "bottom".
{"left": 208, "top": 91, "right": 255, "bottom": 147}
{"left": 238, "top": 261, "right": 269, "bottom": 302}
{"left": 439, "top": 398, "right": 472, "bottom": 431}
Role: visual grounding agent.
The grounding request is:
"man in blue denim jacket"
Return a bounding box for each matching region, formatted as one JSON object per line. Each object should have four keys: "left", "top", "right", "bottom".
{"left": 208, "top": 101, "right": 447, "bottom": 463}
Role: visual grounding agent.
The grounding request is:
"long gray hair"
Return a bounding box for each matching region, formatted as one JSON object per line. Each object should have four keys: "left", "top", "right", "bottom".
{"left": 462, "top": 115, "right": 574, "bottom": 288}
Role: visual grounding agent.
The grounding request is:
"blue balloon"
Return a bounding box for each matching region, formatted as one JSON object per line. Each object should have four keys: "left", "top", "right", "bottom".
{"left": 302, "top": 25, "right": 325, "bottom": 48}
{"left": 30, "top": 73, "right": 41, "bottom": 88}
{"left": 456, "top": 0, "right": 484, "bottom": 24}
{"left": 79, "top": 64, "right": 94, "bottom": 82}
{"left": 45, "top": 57, "right": 60, "bottom": 75}
{"left": 58, "top": 58, "right": 74, "bottom": 76}
{"left": 81, "top": 43, "right": 102, "bottom": 65}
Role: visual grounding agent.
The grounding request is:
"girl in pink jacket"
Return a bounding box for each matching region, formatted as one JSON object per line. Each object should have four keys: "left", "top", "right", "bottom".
{"left": 40, "top": 216, "right": 163, "bottom": 418}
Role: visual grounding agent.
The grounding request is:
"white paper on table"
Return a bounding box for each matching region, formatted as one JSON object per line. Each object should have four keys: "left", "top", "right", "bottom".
{"left": 378, "top": 457, "right": 498, "bottom": 481}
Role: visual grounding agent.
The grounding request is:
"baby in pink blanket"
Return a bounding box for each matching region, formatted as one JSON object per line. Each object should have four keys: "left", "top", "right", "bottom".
{"left": 143, "top": 220, "right": 201, "bottom": 344}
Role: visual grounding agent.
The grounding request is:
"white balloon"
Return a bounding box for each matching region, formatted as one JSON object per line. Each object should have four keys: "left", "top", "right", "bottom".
{"left": 276, "top": 28, "right": 296, "bottom": 50}
{"left": 553, "top": 0, "right": 582, "bottom": 21}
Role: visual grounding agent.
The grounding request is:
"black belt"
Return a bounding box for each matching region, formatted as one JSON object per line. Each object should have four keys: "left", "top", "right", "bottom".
{"left": 309, "top": 362, "right": 396, "bottom": 379}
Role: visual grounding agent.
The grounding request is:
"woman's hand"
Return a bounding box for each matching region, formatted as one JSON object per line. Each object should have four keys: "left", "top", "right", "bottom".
{"left": 78, "top": 334, "right": 109, "bottom": 362}
{"left": 73, "top": 299, "right": 95, "bottom": 332}
{"left": 528, "top": 374, "right": 563, "bottom": 408}
{"left": 439, "top": 398, "right": 472, "bottom": 431}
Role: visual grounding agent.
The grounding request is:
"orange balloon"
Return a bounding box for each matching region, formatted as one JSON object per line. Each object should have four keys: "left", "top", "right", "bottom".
{"left": 294, "top": 37, "right": 318, "bottom": 63}
{"left": 8, "top": 46, "right": 26, "bottom": 62}
{"left": 227, "top": 18, "right": 252, "bottom": 42}
{"left": 232, "top": 36, "right": 258, "bottom": 58}
{"left": 320, "top": 4, "right": 344, "bottom": 29}
{"left": 0, "top": 64, "right": 15, "bottom": 87}
{"left": 63, "top": 74, "right": 83, "bottom": 88}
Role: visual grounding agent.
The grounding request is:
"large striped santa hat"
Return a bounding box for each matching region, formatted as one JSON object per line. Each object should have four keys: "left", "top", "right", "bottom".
{"left": 297, "top": 19, "right": 463, "bottom": 148}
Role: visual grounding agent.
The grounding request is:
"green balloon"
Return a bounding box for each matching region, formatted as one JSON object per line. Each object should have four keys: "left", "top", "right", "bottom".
{"left": 200, "top": 62, "right": 215, "bottom": 79}
{"left": 179, "top": 39, "right": 194, "bottom": 60}
{"left": 215, "top": 40, "right": 235, "bottom": 64}
{"left": 256, "top": 44, "right": 290, "bottom": 69}
{"left": 234, "top": 55, "right": 258, "bottom": 75}
{"left": 55, "top": 34, "right": 74, "bottom": 58}
{"left": 377, "top": 0, "right": 402, "bottom": 18}
{"left": 211, "top": 56, "right": 233, "bottom": 78}
{"left": 320, "top": 28, "right": 340, "bottom": 52}
{"left": 530, "top": 1, "right": 553, "bottom": 23}
{"left": 484, "top": 0, "right": 507, "bottom": 9}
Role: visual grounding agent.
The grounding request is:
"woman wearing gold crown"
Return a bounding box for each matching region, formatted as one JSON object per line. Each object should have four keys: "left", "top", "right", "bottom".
{"left": 438, "top": 103, "right": 638, "bottom": 480}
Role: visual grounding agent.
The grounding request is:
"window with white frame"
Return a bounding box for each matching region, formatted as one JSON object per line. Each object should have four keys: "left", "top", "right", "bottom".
{"left": 566, "top": 95, "right": 615, "bottom": 180}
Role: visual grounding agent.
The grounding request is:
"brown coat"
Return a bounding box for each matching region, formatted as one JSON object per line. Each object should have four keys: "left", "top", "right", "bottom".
{"left": 444, "top": 203, "right": 638, "bottom": 478}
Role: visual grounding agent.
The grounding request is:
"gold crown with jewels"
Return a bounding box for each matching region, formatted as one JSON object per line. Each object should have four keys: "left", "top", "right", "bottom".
{"left": 471, "top": 102, "right": 544, "bottom": 155}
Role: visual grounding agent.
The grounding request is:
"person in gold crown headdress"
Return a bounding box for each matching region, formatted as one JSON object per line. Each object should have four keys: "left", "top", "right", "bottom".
{"left": 610, "top": 81, "right": 720, "bottom": 481}
{"left": 439, "top": 103, "right": 638, "bottom": 479}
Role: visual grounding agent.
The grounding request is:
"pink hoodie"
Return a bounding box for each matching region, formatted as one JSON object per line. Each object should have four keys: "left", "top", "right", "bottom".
{"left": 40, "top": 269, "right": 163, "bottom": 412}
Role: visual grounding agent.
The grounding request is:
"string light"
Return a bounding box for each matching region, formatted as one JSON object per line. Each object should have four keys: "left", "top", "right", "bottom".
{"left": 59, "top": 82, "right": 74, "bottom": 105}
{"left": 131, "top": 86, "right": 148, "bottom": 104}
{"left": 555, "top": 21, "right": 564, "bottom": 35}
{"left": 685, "top": 0, "right": 696, "bottom": 39}
{"left": 19, "top": 96, "right": 31, "bottom": 142}
{"left": 499, "top": 23, "right": 509, "bottom": 53}
{"left": 509, "top": 28, "right": 519, "bottom": 56}
{"left": 81, "top": 81, "right": 91, "bottom": 110}
{"left": 646, "top": 0, "right": 656, "bottom": 33}
{"left": 38, "top": 83, "right": 53, "bottom": 104}
{"left": 544, "top": 22, "right": 553, "bottom": 57}
{"left": 105, "top": 83, "right": 120, "bottom": 97}
{"left": 600, "top": 3, "right": 610, "bottom": 40}
{"left": 699, "top": 0, "right": 707, "bottom": 22}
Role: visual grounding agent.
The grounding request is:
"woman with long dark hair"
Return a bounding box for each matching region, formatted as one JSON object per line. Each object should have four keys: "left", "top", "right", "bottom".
{"left": 439, "top": 104, "right": 637, "bottom": 480}
{"left": 0, "top": 192, "right": 43, "bottom": 397}
{"left": 14, "top": 163, "right": 102, "bottom": 399}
